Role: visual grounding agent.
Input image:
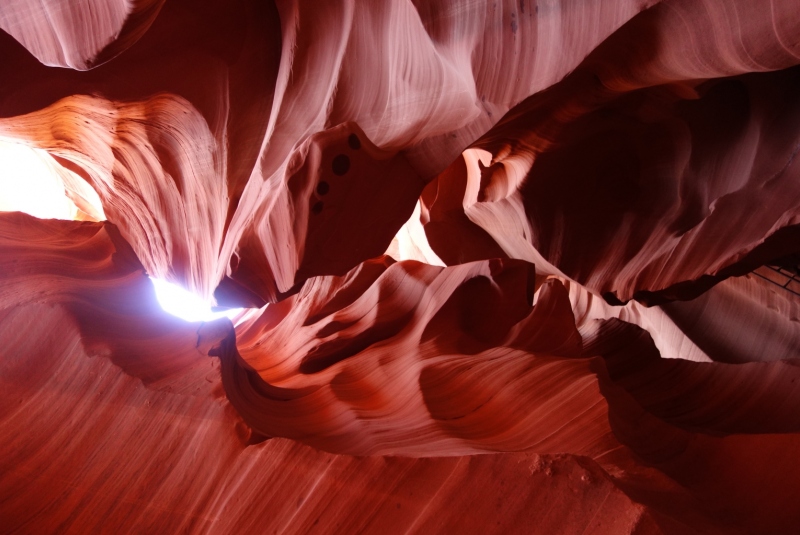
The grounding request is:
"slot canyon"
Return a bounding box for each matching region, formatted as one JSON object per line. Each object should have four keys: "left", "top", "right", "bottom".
{"left": 1, "top": 0, "right": 800, "bottom": 533}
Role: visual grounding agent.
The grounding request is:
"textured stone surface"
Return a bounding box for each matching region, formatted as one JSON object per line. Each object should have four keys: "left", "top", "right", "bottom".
{"left": 1, "top": 1, "right": 800, "bottom": 533}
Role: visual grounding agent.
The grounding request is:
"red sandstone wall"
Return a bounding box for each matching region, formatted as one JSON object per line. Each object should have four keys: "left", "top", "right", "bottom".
{"left": 1, "top": 1, "right": 800, "bottom": 533}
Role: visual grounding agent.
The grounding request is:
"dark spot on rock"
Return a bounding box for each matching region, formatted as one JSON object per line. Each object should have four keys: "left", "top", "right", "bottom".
{"left": 511, "top": 18, "right": 518, "bottom": 33}
{"left": 602, "top": 291, "right": 626, "bottom": 306}
{"left": 396, "top": 503, "right": 401, "bottom": 509}
{"left": 316, "top": 181, "right": 329, "bottom": 195}
{"left": 312, "top": 201, "right": 323, "bottom": 214}
{"left": 348, "top": 133, "right": 361, "bottom": 150}
{"left": 332, "top": 154, "right": 350, "bottom": 175}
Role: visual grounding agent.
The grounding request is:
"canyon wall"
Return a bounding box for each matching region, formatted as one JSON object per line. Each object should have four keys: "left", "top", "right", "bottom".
{"left": 1, "top": 1, "right": 800, "bottom": 533}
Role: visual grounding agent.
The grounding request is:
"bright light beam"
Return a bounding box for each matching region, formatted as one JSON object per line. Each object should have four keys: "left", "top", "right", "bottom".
{"left": 149, "top": 277, "right": 242, "bottom": 323}
{"left": 0, "top": 141, "right": 79, "bottom": 220}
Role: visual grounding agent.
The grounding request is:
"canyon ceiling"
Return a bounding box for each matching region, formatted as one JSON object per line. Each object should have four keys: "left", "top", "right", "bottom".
{"left": 1, "top": 0, "right": 800, "bottom": 533}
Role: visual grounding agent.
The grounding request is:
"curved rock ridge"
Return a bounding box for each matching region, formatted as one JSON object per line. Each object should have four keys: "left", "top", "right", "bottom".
{"left": 0, "top": 212, "right": 711, "bottom": 534}
{"left": 0, "top": 0, "right": 662, "bottom": 307}
{"left": 659, "top": 272, "right": 800, "bottom": 364}
{"left": 226, "top": 254, "right": 800, "bottom": 450}
{"left": 222, "top": 257, "right": 800, "bottom": 531}
{"left": 217, "top": 0, "right": 674, "bottom": 303}
{"left": 1, "top": 0, "right": 798, "bottom": 305}
{"left": 1, "top": 0, "right": 800, "bottom": 533}
{"left": 0, "top": 211, "right": 228, "bottom": 392}
{"left": 2, "top": 211, "right": 800, "bottom": 532}
{"left": 410, "top": 0, "right": 800, "bottom": 304}
{"left": 0, "top": 332, "right": 677, "bottom": 535}
{"left": 421, "top": 64, "right": 800, "bottom": 305}
{"left": 585, "top": 319, "right": 800, "bottom": 535}
{"left": 0, "top": 0, "right": 282, "bottom": 303}
{"left": 0, "top": 0, "right": 165, "bottom": 70}
{"left": 223, "top": 124, "right": 426, "bottom": 305}
{"left": 0, "top": 93, "right": 228, "bottom": 301}
{"left": 226, "top": 257, "right": 616, "bottom": 456}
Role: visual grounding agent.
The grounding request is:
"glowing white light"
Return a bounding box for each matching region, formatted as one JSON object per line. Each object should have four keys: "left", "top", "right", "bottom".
{"left": 0, "top": 141, "right": 77, "bottom": 219}
{"left": 0, "top": 140, "right": 105, "bottom": 221}
{"left": 385, "top": 200, "right": 446, "bottom": 266}
{"left": 149, "top": 277, "right": 242, "bottom": 323}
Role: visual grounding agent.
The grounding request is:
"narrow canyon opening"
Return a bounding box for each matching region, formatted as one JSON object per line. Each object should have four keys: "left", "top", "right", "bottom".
{"left": 0, "top": 140, "right": 245, "bottom": 323}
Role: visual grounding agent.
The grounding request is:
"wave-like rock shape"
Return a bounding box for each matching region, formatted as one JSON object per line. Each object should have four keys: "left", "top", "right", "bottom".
{"left": 210, "top": 0, "right": 666, "bottom": 303}
{"left": 0, "top": 212, "right": 699, "bottom": 533}
{"left": 419, "top": 0, "right": 800, "bottom": 303}
{"left": 224, "top": 124, "right": 426, "bottom": 304}
{"left": 226, "top": 257, "right": 616, "bottom": 456}
{"left": 225, "top": 252, "right": 800, "bottom": 532}
{"left": 0, "top": 93, "right": 228, "bottom": 301}
{"left": 423, "top": 68, "right": 800, "bottom": 305}
{"left": 229, "top": 254, "right": 800, "bottom": 529}
{"left": 0, "top": 0, "right": 282, "bottom": 299}
{"left": 587, "top": 320, "right": 800, "bottom": 535}
{"left": 7, "top": 212, "right": 800, "bottom": 533}
{"left": 2, "top": 0, "right": 800, "bottom": 532}
{"left": 1, "top": 1, "right": 798, "bottom": 305}
{"left": 0, "top": 0, "right": 661, "bottom": 305}
{"left": 0, "top": 212, "right": 226, "bottom": 392}
{"left": 660, "top": 272, "right": 800, "bottom": 363}
{"left": 0, "top": 0, "right": 164, "bottom": 70}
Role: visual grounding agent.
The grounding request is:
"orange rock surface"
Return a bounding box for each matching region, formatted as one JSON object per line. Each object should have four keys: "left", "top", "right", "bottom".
{"left": 1, "top": 1, "right": 800, "bottom": 533}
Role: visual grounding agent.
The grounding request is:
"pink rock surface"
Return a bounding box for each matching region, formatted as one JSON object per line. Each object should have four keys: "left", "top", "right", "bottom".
{"left": 1, "top": 0, "right": 800, "bottom": 533}
{"left": 0, "top": 0, "right": 164, "bottom": 70}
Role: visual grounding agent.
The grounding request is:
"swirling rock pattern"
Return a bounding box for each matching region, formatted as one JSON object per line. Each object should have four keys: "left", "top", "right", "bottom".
{"left": 1, "top": 0, "right": 800, "bottom": 533}
{"left": 0, "top": 0, "right": 164, "bottom": 70}
{"left": 227, "top": 257, "right": 610, "bottom": 456}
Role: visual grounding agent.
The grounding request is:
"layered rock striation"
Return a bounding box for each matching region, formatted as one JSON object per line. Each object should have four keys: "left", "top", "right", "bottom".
{"left": 1, "top": 1, "right": 800, "bottom": 533}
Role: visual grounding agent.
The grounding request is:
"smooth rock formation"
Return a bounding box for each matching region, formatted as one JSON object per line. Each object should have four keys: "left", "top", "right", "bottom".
{"left": 0, "top": 0, "right": 164, "bottom": 70}
{"left": 1, "top": 0, "right": 800, "bottom": 533}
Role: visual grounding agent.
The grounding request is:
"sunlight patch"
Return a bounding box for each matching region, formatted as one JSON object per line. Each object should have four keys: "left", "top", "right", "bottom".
{"left": 0, "top": 140, "right": 105, "bottom": 221}
{"left": 0, "top": 141, "right": 80, "bottom": 219}
{"left": 149, "top": 277, "right": 242, "bottom": 323}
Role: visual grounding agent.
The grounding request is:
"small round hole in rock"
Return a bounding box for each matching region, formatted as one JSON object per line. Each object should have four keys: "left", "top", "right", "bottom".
{"left": 332, "top": 154, "right": 350, "bottom": 175}
{"left": 316, "top": 181, "right": 330, "bottom": 195}
{"left": 348, "top": 134, "right": 361, "bottom": 150}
